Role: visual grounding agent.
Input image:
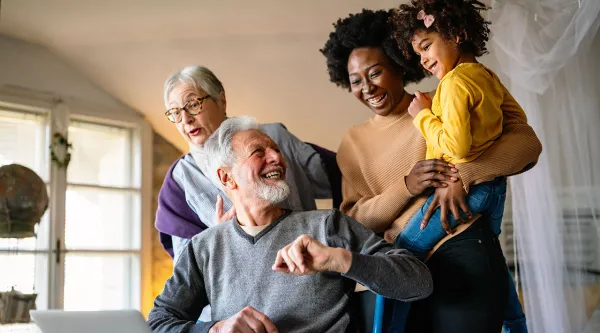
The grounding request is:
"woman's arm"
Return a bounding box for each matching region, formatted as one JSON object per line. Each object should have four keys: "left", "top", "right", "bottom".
{"left": 340, "top": 176, "right": 414, "bottom": 233}
{"left": 341, "top": 159, "right": 457, "bottom": 232}
{"left": 155, "top": 160, "right": 208, "bottom": 258}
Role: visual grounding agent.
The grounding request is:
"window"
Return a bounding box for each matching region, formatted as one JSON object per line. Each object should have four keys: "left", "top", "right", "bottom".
{"left": 63, "top": 120, "right": 142, "bottom": 311}
{"left": 0, "top": 99, "right": 150, "bottom": 332}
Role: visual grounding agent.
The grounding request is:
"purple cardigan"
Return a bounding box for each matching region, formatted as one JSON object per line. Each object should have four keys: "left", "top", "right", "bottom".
{"left": 155, "top": 144, "right": 341, "bottom": 258}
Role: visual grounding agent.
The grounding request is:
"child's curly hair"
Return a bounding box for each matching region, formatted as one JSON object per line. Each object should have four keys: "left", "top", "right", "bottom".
{"left": 391, "top": 0, "right": 491, "bottom": 61}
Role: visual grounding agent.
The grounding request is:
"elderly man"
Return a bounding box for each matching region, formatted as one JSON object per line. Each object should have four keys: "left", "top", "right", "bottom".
{"left": 147, "top": 117, "right": 433, "bottom": 333}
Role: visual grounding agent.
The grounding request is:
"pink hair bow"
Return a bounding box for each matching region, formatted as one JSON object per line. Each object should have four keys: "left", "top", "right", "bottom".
{"left": 417, "top": 10, "right": 435, "bottom": 28}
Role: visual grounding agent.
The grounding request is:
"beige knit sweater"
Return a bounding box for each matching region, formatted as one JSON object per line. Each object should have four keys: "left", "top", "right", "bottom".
{"left": 337, "top": 91, "right": 542, "bottom": 247}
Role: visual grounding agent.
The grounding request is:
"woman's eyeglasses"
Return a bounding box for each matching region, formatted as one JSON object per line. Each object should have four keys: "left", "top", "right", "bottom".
{"left": 164, "top": 96, "right": 210, "bottom": 123}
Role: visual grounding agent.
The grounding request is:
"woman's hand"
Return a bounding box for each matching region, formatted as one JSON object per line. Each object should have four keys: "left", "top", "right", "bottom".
{"left": 215, "top": 194, "right": 236, "bottom": 224}
{"left": 405, "top": 159, "right": 458, "bottom": 196}
{"left": 420, "top": 179, "right": 473, "bottom": 234}
{"left": 408, "top": 91, "right": 432, "bottom": 118}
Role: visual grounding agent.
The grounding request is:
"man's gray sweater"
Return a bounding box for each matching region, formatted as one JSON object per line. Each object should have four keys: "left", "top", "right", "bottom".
{"left": 148, "top": 209, "right": 432, "bottom": 333}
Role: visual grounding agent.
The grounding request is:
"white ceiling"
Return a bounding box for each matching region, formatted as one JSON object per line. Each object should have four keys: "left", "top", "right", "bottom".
{"left": 0, "top": 0, "right": 429, "bottom": 152}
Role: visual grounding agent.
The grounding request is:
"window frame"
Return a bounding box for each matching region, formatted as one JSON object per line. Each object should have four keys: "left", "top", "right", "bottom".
{"left": 0, "top": 89, "right": 153, "bottom": 315}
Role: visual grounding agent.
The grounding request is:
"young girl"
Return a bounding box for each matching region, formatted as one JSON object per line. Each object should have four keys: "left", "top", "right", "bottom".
{"left": 392, "top": 1, "right": 529, "bottom": 332}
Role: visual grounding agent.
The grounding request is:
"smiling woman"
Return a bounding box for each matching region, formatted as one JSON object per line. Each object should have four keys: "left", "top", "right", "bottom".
{"left": 346, "top": 47, "right": 407, "bottom": 117}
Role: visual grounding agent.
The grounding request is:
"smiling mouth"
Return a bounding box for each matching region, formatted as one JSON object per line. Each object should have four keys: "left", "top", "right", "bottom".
{"left": 427, "top": 62, "right": 438, "bottom": 74}
{"left": 189, "top": 128, "right": 201, "bottom": 136}
{"left": 366, "top": 93, "right": 387, "bottom": 107}
{"left": 261, "top": 167, "right": 284, "bottom": 180}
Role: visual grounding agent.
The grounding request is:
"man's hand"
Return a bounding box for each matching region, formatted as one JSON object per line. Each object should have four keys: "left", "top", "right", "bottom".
{"left": 209, "top": 306, "right": 278, "bottom": 333}
{"left": 215, "top": 194, "right": 236, "bottom": 224}
{"left": 420, "top": 178, "right": 473, "bottom": 234}
{"left": 272, "top": 235, "right": 351, "bottom": 275}
{"left": 405, "top": 159, "right": 458, "bottom": 196}
{"left": 408, "top": 91, "right": 432, "bottom": 118}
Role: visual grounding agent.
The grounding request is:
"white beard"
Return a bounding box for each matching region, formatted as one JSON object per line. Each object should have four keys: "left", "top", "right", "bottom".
{"left": 253, "top": 179, "right": 290, "bottom": 204}
{"left": 236, "top": 167, "right": 290, "bottom": 205}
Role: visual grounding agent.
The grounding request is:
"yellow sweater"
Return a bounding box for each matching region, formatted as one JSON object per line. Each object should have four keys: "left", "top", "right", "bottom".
{"left": 337, "top": 90, "right": 542, "bottom": 245}
{"left": 414, "top": 63, "right": 519, "bottom": 164}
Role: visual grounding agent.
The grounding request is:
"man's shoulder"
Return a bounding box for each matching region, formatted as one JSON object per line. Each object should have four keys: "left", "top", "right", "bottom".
{"left": 285, "top": 209, "right": 360, "bottom": 237}
{"left": 289, "top": 209, "right": 334, "bottom": 218}
{"left": 287, "top": 209, "right": 345, "bottom": 225}
{"left": 191, "top": 221, "right": 234, "bottom": 245}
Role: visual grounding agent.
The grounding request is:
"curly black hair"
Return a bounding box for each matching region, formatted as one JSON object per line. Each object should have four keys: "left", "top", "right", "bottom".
{"left": 320, "top": 9, "right": 426, "bottom": 90}
{"left": 391, "top": 0, "right": 491, "bottom": 61}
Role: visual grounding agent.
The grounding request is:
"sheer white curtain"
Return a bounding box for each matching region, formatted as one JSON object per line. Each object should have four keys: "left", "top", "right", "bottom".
{"left": 490, "top": 0, "right": 600, "bottom": 332}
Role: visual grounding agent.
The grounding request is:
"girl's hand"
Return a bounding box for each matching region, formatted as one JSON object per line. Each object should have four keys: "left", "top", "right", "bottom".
{"left": 420, "top": 179, "right": 473, "bottom": 234}
{"left": 408, "top": 91, "right": 432, "bottom": 118}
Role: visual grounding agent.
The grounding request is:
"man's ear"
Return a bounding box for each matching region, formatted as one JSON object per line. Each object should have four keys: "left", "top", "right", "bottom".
{"left": 217, "top": 167, "right": 236, "bottom": 190}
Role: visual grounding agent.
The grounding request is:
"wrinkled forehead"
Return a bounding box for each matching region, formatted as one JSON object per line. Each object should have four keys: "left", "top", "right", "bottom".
{"left": 231, "top": 130, "right": 276, "bottom": 153}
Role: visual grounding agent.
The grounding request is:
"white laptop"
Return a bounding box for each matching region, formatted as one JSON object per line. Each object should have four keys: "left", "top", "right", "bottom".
{"left": 30, "top": 309, "right": 152, "bottom": 333}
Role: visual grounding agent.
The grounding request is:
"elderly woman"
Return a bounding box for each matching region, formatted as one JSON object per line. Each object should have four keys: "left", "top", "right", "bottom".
{"left": 320, "top": 9, "right": 542, "bottom": 333}
{"left": 155, "top": 66, "right": 340, "bottom": 261}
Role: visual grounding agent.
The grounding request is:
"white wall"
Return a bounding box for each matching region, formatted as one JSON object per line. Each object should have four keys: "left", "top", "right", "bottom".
{"left": 0, "top": 34, "right": 141, "bottom": 116}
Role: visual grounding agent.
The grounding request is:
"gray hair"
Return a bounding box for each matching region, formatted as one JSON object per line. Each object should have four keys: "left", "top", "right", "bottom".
{"left": 203, "top": 116, "right": 262, "bottom": 187}
{"left": 163, "top": 66, "right": 225, "bottom": 107}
